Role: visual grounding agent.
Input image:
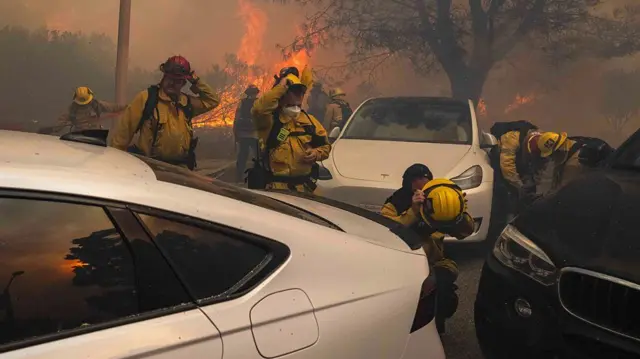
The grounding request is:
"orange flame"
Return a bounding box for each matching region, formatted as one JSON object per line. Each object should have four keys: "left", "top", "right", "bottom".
{"left": 193, "top": 0, "right": 320, "bottom": 129}
{"left": 504, "top": 93, "right": 536, "bottom": 114}
{"left": 477, "top": 98, "right": 488, "bottom": 117}
{"left": 237, "top": 0, "right": 268, "bottom": 66}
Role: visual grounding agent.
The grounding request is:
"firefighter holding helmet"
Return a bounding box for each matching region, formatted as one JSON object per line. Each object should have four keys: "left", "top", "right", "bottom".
{"left": 381, "top": 163, "right": 474, "bottom": 334}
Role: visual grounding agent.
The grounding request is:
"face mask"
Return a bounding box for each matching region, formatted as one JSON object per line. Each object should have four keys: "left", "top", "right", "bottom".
{"left": 282, "top": 105, "right": 301, "bottom": 117}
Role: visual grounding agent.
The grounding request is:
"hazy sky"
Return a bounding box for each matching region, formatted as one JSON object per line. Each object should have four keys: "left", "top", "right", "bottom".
{"left": 0, "top": 0, "right": 318, "bottom": 69}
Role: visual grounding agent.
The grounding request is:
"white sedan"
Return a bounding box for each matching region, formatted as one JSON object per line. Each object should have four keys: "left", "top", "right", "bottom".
{"left": 318, "top": 96, "right": 498, "bottom": 243}
{"left": 0, "top": 130, "right": 444, "bottom": 359}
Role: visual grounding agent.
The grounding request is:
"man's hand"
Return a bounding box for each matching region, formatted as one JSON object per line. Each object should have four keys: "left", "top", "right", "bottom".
{"left": 411, "top": 190, "right": 425, "bottom": 214}
{"left": 279, "top": 76, "right": 290, "bottom": 88}
{"left": 302, "top": 149, "right": 318, "bottom": 164}
{"left": 188, "top": 71, "right": 199, "bottom": 84}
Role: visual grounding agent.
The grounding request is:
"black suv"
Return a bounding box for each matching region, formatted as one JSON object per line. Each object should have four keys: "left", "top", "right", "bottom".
{"left": 474, "top": 129, "right": 640, "bottom": 358}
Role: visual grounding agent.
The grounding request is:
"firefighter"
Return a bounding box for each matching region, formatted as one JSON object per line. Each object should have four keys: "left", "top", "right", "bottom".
{"left": 108, "top": 55, "right": 220, "bottom": 170}
{"left": 56, "top": 87, "right": 125, "bottom": 132}
{"left": 492, "top": 123, "right": 547, "bottom": 213}
{"left": 381, "top": 164, "right": 474, "bottom": 334}
{"left": 549, "top": 134, "right": 614, "bottom": 190}
{"left": 234, "top": 84, "right": 260, "bottom": 183}
{"left": 307, "top": 82, "right": 329, "bottom": 124}
{"left": 323, "top": 88, "right": 353, "bottom": 131}
{"left": 249, "top": 73, "right": 331, "bottom": 193}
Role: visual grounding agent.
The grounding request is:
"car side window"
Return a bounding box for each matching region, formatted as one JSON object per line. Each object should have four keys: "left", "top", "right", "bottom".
{"left": 0, "top": 198, "right": 139, "bottom": 347}
{"left": 136, "top": 214, "right": 270, "bottom": 301}
{"left": 613, "top": 134, "right": 640, "bottom": 168}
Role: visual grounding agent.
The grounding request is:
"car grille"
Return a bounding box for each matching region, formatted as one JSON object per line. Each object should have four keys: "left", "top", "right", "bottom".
{"left": 559, "top": 268, "right": 640, "bottom": 341}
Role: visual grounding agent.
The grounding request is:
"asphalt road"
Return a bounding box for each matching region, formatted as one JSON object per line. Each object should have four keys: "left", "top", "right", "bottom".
{"left": 216, "top": 163, "right": 489, "bottom": 358}
{"left": 441, "top": 243, "right": 488, "bottom": 359}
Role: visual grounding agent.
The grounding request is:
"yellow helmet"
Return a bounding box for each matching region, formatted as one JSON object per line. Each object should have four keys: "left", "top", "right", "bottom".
{"left": 73, "top": 86, "right": 94, "bottom": 105}
{"left": 537, "top": 131, "right": 567, "bottom": 158}
{"left": 284, "top": 74, "right": 307, "bottom": 92}
{"left": 330, "top": 88, "right": 346, "bottom": 98}
{"left": 419, "top": 179, "right": 466, "bottom": 226}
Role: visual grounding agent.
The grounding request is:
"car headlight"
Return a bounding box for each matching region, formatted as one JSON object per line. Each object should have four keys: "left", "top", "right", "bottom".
{"left": 493, "top": 224, "right": 557, "bottom": 286}
{"left": 450, "top": 165, "right": 482, "bottom": 189}
{"left": 318, "top": 163, "right": 333, "bottom": 180}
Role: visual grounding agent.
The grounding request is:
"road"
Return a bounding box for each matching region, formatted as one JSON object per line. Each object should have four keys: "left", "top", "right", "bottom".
{"left": 441, "top": 243, "right": 487, "bottom": 359}
{"left": 215, "top": 162, "right": 489, "bottom": 359}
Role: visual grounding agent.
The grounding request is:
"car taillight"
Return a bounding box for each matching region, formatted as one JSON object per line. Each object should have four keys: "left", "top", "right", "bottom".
{"left": 410, "top": 271, "right": 437, "bottom": 333}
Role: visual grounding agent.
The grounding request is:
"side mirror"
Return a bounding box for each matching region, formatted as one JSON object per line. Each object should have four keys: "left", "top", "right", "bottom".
{"left": 328, "top": 127, "right": 341, "bottom": 143}
{"left": 480, "top": 132, "right": 497, "bottom": 149}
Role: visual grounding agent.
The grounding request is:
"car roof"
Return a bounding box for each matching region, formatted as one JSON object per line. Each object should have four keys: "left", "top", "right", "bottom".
{"left": 0, "top": 130, "right": 420, "bottom": 254}
{"left": 364, "top": 96, "right": 470, "bottom": 106}
{"left": 0, "top": 130, "right": 157, "bottom": 181}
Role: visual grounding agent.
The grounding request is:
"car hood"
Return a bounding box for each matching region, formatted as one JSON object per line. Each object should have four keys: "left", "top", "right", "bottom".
{"left": 330, "top": 139, "right": 471, "bottom": 183}
{"left": 514, "top": 170, "right": 640, "bottom": 283}
{"left": 253, "top": 190, "right": 423, "bottom": 255}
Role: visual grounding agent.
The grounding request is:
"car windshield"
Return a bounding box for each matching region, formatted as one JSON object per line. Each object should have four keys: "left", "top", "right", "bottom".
{"left": 341, "top": 98, "right": 472, "bottom": 144}
{"left": 611, "top": 131, "right": 640, "bottom": 170}
{"left": 135, "top": 156, "right": 341, "bottom": 230}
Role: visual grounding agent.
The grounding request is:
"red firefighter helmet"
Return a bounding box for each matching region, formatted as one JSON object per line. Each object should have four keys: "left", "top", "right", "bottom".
{"left": 160, "top": 56, "right": 192, "bottom": 78}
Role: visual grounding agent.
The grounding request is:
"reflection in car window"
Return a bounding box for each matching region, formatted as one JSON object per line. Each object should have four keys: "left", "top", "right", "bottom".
{"left": 135, "top": 157, "right": 340, "bottom": 230}
{"left": 137, "top": 214, "right": 269, "bottom": 301}
{"left": 342, "top": 98, "right": 472, "bottom": 144}
{"left": 0, "top": 198, "right": 138, "bottom": 346}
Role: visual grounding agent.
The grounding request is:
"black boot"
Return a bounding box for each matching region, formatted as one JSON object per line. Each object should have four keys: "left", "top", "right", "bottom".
{"left": 434, "top": 267, "right": 459, "bottom": 335}
{"left": 436, "top": 315, "right": 446, "bottom": 334}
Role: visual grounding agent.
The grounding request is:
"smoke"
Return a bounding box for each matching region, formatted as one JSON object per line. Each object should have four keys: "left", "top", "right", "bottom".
{"left": 0, "top": 0, "right": 309, "bottom": 70}
{"left": 2, "top": 0, "right": 639, "bottom": 143}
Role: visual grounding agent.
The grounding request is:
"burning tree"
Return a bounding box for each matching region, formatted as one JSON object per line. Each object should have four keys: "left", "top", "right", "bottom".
{"left": 599, "top": 68, "right": 640, "bottom": 136}
{"left": 193, "top": 54, "right": 269, "bottom": 128}
{"left": 281, "top": 0, "right": 640, "bottom": 103}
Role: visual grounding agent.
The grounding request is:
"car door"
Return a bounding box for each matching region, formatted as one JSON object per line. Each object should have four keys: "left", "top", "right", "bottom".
{"left": 0, "top": 192, "right": 222, "bottom": 359}
{"left": 129, "top": 208, "right": 319, "bottom": 359}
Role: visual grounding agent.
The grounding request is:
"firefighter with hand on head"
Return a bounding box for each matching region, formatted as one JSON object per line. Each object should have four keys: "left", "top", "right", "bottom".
{"left": 323, "top": 88, "right": 353, "bottom": 132}
{"left": 249, "top": 72, "right": 331, "bottom": 193}
{"left": 56, "top": 86, "right": 125, "bottom": 132}
{"left": 108, "top": 55, "right": 220, "bottom": 170}
{"left": 307, "top": 82, "right": 329, "bottom": 124}
{"left": 234, "top": 84, "right": 260, "bottom": 183}
{"left": 381, "top": 164, "right": 474, "bottom": 334}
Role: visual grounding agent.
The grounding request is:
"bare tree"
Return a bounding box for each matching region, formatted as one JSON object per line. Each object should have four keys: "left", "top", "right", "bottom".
{"left": 279, "top": 0, "right": 640, "bottom": 103}
{"left": 599, "top": 68, "right": 640, "bottom": 136}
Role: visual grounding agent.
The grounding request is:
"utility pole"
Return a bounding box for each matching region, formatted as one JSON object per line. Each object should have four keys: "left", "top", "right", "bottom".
{"left": 115, "top": 0, "right": 131, "bottom": 112}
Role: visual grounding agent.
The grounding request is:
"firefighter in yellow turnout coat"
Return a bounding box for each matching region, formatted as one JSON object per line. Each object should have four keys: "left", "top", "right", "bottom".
{"left": 382, "top": 164, "right": 474, "bottom": 334}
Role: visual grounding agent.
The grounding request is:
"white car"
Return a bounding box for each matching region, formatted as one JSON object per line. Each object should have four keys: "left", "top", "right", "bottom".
{"left": 318, "top": 96, "right": 498, "bottom": 243}
{"left": 0, "top": 130, "right": 444, "bottom": 359}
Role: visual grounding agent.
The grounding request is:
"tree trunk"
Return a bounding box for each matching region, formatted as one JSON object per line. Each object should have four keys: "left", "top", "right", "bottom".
{"left": 447, "top": 66, "right": 489, "bottom": 105}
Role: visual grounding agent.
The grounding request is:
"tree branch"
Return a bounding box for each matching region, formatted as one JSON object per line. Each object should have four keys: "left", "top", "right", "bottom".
{"left": 469, "top": 0, "right": 487, "bottom": 36}
{"left": 493, "top": 0, "right": 546, "bottom": 61}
